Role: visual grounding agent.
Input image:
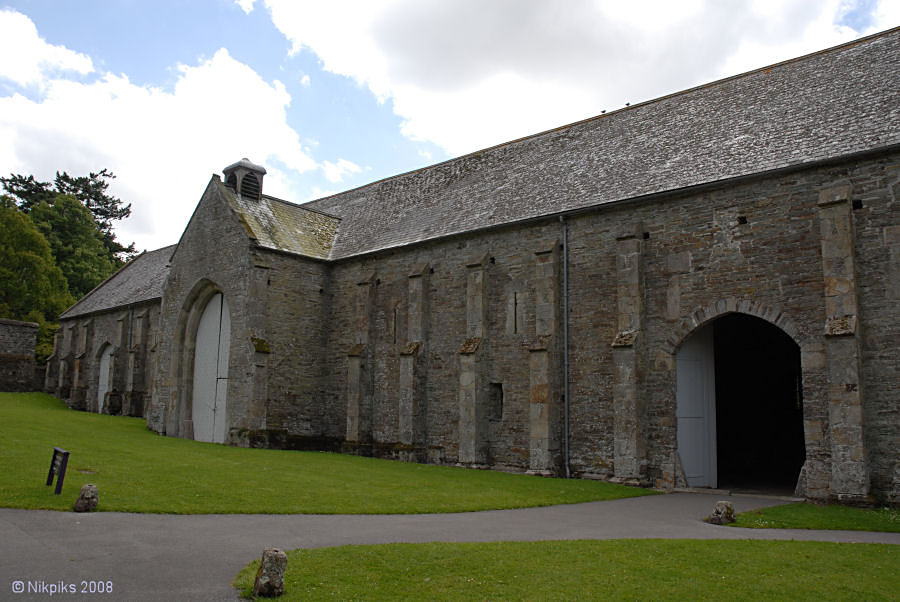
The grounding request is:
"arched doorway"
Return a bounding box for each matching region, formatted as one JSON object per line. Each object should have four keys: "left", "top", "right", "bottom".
{"left": 191, "top": 293, "right": 231, "bottom": 443}
{"left": 97, "top": 344, "right": 114, "bottom": 414}
{"left": 676, "top": 313, "right": 805, "bottom": 493}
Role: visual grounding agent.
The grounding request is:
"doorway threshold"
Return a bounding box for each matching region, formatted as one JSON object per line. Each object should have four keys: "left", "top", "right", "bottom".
{"left": 673, "top": 487, "right": 804, "bottom": 503}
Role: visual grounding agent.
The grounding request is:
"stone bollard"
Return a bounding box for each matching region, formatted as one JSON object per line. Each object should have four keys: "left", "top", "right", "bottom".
{"left": 253, "top": 547, "right": 287, "bottom": 598}
{"left": 707, "top": 500, "right": 736, "bottom": 525}
{"left": 73, "top": 484, "right": 98, "bottom": 512}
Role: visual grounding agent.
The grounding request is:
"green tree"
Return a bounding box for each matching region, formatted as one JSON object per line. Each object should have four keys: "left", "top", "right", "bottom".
{"left": 29, "top": 195, "right": 119, "bottom": 300}
{"left": 0, "top": 198, "right": 73, "bottom": 360}
{"left": 1, "top": 169, "right": 136, "bottom": 261}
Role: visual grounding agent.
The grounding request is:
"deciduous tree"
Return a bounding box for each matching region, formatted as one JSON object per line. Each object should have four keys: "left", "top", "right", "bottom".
{"left": 29, "top": 195, "right": 119, "bottom": 300}
{"left": 0, "top": 198, "right": 73, "bottom": 359}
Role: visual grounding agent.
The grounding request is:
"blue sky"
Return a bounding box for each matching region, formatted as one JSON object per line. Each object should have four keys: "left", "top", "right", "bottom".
{"left": 0, "top": 1, "right": 896, "bottom": 252}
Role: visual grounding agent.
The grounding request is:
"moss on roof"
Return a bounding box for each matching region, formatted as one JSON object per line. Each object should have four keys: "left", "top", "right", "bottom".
{"left": 222, "top": 180, "right": 340, "bottom": 260}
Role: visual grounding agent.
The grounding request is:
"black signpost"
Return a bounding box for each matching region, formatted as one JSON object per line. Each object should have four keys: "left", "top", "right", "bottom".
{"left": 46, "top": 447, "right": 70, "bottom": 495}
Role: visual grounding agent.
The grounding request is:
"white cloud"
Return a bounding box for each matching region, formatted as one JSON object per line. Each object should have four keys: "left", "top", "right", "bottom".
{"left": 262, "top": 0, "right": 890, "bottom": 156}
{"left": 0, "top": 22, "right": 316, "bottom": 251}
{"left": 234, "top": 0, "right": 256, "bottom": 15}
{"left": 714, "top": 1, "right": 858, "bottom": 77}
{"left": 868, "top": 0, "right": 900, "bottom": 31}
{"left": 300, "top": 74, "right": 311, "bottom": 87}
{"left": 322, "top": 158, "right": 362, "bottom": 183}
{"left": 0, "top": 9, "right": 93, "bottom": 87}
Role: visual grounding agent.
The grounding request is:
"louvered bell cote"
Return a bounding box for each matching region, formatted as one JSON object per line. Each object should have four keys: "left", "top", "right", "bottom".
{"left": 223, "top": 158, "right": 267, "bottom": 200}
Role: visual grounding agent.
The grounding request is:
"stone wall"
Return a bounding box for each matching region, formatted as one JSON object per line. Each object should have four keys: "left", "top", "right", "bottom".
{"left": 322, "top": 224, "right": 564, "bottom": 469}
{"left": 0, "top": 318, "right": 39, "bottom": 392}
{"left": 237, "top": 248, "right": 333, "bottom": 449}
{"left": 148, "top": 178, "right": 261, "bottom": 438}
{"left": 147, "top": 178, "right": 333, "bottom": 446}
{"left": 311, "top": 148, "right": 898, "bottom": 502}
{"left": 46, "top": 302, "right": 160, "bottom": 416}
{"left": 60, "top": 147, "right": 891, "bottom": 504}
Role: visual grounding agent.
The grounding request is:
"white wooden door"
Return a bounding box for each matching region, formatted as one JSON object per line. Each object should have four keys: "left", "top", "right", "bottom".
{"left": 192, "top": 294, "right": 230, "bottom": 443}
{"left": 97, "top": 345, "right": 113, "bottom": 414}
{"left": 676, "top": 326, "right": 717, "bottom": 488}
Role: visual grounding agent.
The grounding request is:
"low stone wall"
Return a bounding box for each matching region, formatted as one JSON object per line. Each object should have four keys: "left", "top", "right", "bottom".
{"left": 0, "top": 318, "right": 39, "bottom": 392}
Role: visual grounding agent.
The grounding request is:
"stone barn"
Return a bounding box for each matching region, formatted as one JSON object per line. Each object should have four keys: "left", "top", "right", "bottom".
{"left": 48, "top": 29, "right": 900, "bottom": 504}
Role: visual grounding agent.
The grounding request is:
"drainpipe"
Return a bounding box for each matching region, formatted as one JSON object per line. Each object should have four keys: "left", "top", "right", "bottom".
{"left": 560, "top": 216, "right": 571, "bottom": 478}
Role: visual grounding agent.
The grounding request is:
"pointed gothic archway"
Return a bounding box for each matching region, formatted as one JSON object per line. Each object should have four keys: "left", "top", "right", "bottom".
{"left": 676, "top": 313, "right": 805, "bottom": 493}
{"left": 191, "top": 292, "right": 231, "bottom": 443}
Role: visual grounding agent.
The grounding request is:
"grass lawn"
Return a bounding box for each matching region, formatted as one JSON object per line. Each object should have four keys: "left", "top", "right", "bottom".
{"left": 0, "top": 393, "right": 654, "bottom": 514}
{"left": 234, "top": 539, "right": 900, "bottom": 600}
{"left": 733, "top": 502, "right": 900, "bottom": 532}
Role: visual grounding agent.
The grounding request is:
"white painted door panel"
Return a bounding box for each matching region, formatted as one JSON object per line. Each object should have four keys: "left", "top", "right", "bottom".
{"left": 676, "top": 326, "right": 717, "bottom": 488}
{"left": 214, "top": 296, "right": 230, "bottom": 444}
{"left": 192, "top": 294, "right": 230, "bottom": 443}
{"left": 97, "top": 345, "right": 113, "bottom": 414}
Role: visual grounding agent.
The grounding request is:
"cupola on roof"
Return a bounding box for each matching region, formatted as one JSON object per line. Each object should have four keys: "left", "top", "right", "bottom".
{"left": 223, "top": 157, "right": 267, "bottom": 200}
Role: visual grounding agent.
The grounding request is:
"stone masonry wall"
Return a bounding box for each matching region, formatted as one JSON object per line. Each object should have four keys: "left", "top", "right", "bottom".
{"left": 0, "top": 318, "right": 39, "bottom": 392}
{"left": 46, "top": 302, "right": 159, "bottom": 417}
{"left": 324, "top": 221, "right": 563, "bottom": 468}
{"left": 239, "top": 248, "right": 333, "bottom": 450}
{"left": 148, "top": 178, "right": 263, "bottom": 438}
{"left": 851, "top": 157, "right": 900, "bottom": 502}
{"left": 315, "top": 149, "right": 898, "bottom": 502}
{"left": 125, "top": 149, "right": 896, "bottom": 503}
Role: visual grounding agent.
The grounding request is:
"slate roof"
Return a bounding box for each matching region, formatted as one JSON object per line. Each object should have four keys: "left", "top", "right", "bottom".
{"left": 225, "top": 184, "right": 340, "bottom": 260}
{"left": 59, "top": 245, "right": 175, "bottom": 319}
{"left": 305, "top": 27, "right": 900, "bottom": 260}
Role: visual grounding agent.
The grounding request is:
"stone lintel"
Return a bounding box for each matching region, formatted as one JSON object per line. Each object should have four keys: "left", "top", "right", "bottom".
{"left": 528, "top": 336, "right": 552, "bottom": 352}
{"left": 357, "top": 271, "right": 376, "bottom": 286}
{"left": 347, "top": 343, "right": 366, "bottom": 357}
{"left": 616, "top": 222, "right": 643, "bottom": 241}
{"left": 817, "top": 183, "right": 852, "bottom": 207}
{"left": 534, "top": 240, "right": 558, "bottom": 256}
{"left": 466, "top": 252, "right": 489, "bottom": 268}
{"left": 409, "top": 262, "right": 430, "bottom": 278}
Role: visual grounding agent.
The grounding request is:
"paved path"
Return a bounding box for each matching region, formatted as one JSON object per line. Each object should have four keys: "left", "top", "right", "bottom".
{"left": 2, "top": 492, "right": 898, "bottom": 601}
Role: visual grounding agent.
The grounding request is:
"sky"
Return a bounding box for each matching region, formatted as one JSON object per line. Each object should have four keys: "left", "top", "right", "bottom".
{"left": 0, "top": 1, "right": 897, "bottom": 253}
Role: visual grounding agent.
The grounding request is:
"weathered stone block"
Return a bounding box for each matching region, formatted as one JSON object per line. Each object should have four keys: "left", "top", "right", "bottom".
{"left": 707, "top": 501, "right": 735, "bottom": 525}
{"left": 73, "top": 484, "right": 98, "bottom": 512}
{"left": 253, "top": 547, "right": 287, "bottom": 598}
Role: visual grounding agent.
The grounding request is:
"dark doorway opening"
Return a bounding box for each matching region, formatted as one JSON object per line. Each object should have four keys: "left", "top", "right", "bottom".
{"left": 714, "top": 314, "right": 805, "bottom": 494}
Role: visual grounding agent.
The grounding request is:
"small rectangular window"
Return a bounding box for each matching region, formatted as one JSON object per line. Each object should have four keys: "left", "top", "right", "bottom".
{"left": 488, "top": 382, "right": 503, "bottom": 421}
{"left": 392, "top": 306, "right": 399, "bottom": 344}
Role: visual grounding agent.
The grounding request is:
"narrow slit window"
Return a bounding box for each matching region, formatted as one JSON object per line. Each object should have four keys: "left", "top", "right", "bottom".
{"left": 488, "top": 382, "right": 503, "bottom": 421}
